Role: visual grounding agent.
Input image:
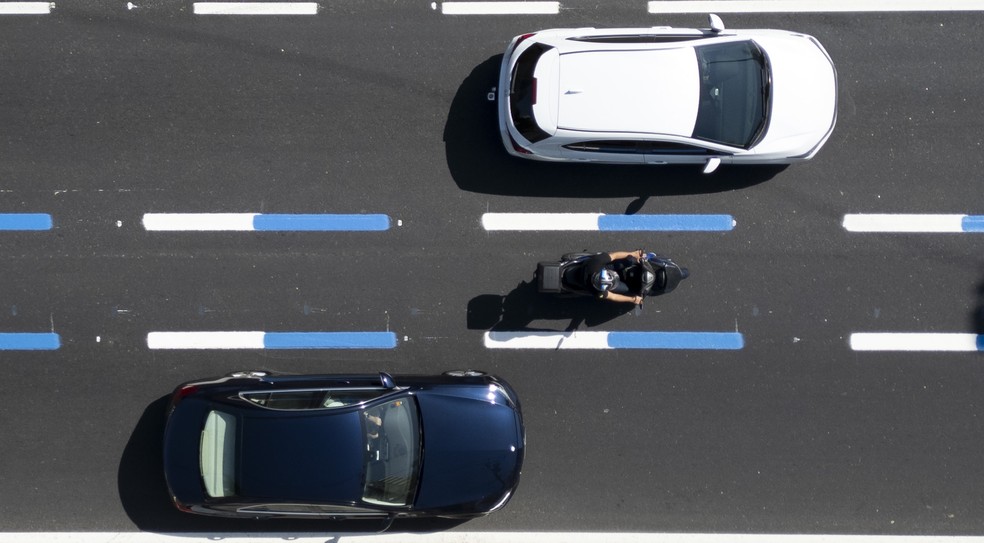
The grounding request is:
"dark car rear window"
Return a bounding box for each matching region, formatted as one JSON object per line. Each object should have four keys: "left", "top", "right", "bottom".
{"left": 692, "top": 40, "right": 770, "bottom": 149}
{"left": 509, "top": 43, "right": 552, "bottom": 143}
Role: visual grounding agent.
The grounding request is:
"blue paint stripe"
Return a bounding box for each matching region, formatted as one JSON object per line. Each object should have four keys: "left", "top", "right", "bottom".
{"left": 607, "top": 331, "right": 744, "bottom": 350}
{"left": 597, "top": 214, "right": 734, "bottom": 232}
{"left": 0, "top": 213, "right": 52, "bottom": 231}
{"left": 252, "top": 214, "right": 389, "bottom": 231}
{"left": 962, "top": 216, "right": 984, "bottom": 232}
{"left": 978, "top": 335, "right": 984, "bottom": 351}
{"left": 0, "top": 332, "right": 60, "bottom": 350}
{"left": 263, "top": 332, "right": 397, "bottom": 349}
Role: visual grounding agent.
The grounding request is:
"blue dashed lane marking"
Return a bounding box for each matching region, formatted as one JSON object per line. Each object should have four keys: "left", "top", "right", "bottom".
{"left": 253, "top": 214, "right": 390, "bottom": 231}
{"left": 263, "top": 332, "right": 397, "bottom": 349}
{"left": 607, "top": 331, "right": 744, "bottom": 350}
{"left": 0, "top": 214, "right": 52, "bottom": 231}
{"left": 597, "top": 214, "right": 735, "bottom": 232}
{"left": 962, "top": 216, "right": 984, "bottom": 232}
{"left": 0, "top": 333, "right": 60, "bottom": 350}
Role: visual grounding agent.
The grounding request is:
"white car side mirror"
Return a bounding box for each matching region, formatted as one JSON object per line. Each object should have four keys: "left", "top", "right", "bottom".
{"left": 708, "top": 14, "right": 725, "bottom": 33}
{"left": 703, "top": 157, "right": 722, "bottom": 174}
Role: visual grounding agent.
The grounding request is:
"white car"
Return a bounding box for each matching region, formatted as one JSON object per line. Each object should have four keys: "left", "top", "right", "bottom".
{"left": 496, "top": 15, "right": 837, "bottom": 173}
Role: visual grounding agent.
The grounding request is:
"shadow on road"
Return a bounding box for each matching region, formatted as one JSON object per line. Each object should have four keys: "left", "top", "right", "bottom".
{"left": 467, "top": 279, "right": 633, "bottom": 332}
{"left": 118, "top": 396, "right": 465, "bottom": 534}
{"left": 444, "top": 55, "right": 787, "bottom": 200}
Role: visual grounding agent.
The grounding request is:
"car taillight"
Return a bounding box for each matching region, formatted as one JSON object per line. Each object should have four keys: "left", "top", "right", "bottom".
{"left": 509, "top": 135, "right": 532, "bottom": 155}
{"left": 177, "top": 385, "right": 198, "bottom": 398}
{"left": 514, "top": 32, "right": 536, "bottom": 48}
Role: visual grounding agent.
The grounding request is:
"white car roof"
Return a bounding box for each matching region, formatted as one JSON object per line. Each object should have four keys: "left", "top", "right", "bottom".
{"left": 546, "top": 47, "right": 700, "bottom": 136}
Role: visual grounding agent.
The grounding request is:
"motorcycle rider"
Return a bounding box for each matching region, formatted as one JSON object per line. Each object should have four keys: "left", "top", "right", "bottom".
{"left": 582, "top": 249, "right": 646, "bottom": 305}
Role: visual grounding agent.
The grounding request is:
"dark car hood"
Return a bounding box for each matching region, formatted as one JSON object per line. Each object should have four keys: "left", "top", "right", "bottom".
{"left": 414, "top": 392, "right": 524, "bottom": 512}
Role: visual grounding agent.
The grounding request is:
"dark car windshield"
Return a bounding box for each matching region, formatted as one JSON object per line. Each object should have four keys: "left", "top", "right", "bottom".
{"left": 692, "top": 40, "right": 770, "bottom": 149}
{"left": 361, "top": 396, "right": 422, "bottom": 506}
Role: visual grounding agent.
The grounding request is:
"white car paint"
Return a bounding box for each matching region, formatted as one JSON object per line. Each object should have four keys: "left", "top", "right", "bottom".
{"left": 497, "top": 15, "right": 837, "bottom": 171}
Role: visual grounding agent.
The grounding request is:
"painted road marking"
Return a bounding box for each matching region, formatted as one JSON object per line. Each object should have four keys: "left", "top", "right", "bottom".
{"left": 843, "top": 214, "right": 984, "bottom": 233}
{"left": 482, "top": 213, "right": 735, "bottom": 231}
{"left": 147, "top": 331, "right": 397, "bottom": 349}
{"left": 648, "top": 0, "right": 984, "bottom": 13}
{"left": 0, "top": 213, "right": 52, "bottom": 230}
{"left": 192, "top": 2, "right": 317, "bottom": 14}
{"left": 850, "top": 333, "right": 984, "bottom": 352}
{"left": 0, "top": 332, "right": 60, "bottom": 350}
{"left": 142, "top": 213, "right": 390, "bottom": 231}
{"left": 0, "top": 2, "right": 51, "bottom": 14}
{"left": 439, "top": 1, "right": 559, "bottom": 15}
{"left": 484, "top": 331, "right": 744, "bottom": 350}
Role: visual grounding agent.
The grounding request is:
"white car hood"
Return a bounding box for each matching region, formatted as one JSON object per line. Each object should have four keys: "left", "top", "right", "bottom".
{"left": 551, "top": 48, "right": 700, "bottom": 136}
{"left": 752, "top": 35, "right": 837, "bottom": 156}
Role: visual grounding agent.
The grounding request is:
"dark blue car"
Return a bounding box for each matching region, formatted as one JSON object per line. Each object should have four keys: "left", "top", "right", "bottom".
{"left": 163, "top": 370, "right": 524, "bottom": 520}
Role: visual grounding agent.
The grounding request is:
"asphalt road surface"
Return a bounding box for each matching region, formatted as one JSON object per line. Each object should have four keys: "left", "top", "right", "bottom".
{"left": 1, "top": 1, "right": 982, "bottom": 535}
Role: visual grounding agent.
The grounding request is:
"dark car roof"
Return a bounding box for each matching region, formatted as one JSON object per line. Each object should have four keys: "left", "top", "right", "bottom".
{"left": 238, "top": 410, "right": 364, "bottom": 503}
{"left": 414, "top": 391, "right": 523, "bottom": 510}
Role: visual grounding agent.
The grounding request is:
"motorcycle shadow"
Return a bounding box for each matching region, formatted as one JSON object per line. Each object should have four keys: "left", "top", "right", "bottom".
{"left": 467, "top": 280, "right": 633, "bottom": 332}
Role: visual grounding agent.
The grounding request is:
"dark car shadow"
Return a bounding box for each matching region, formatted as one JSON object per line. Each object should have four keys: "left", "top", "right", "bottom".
{"left": 118, "top": 396, "right": 465, "bottom": 534}
{"left": 467, "top": 279, "right": 633, "bottom": 332}
{"left": 444, "top": 55, "right": 787, "bottom": 199}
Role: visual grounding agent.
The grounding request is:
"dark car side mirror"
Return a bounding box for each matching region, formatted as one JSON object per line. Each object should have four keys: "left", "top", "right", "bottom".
{"left": 380, "top": 372, "right": 396, "bottom": 389}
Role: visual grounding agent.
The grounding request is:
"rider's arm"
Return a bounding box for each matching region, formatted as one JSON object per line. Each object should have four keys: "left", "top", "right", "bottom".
{"left": 608, "top": 250, "right": 645, "bottom": 261}
{"left": 604, "top": 291, "right": 643, "bottom": 305}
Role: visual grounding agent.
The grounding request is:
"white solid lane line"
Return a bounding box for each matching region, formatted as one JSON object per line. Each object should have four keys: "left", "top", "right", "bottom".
{"left": 850, "top": 333, "right": 983, "bottom": 352}
{"left": 843, "top": 214, "right": 980, "bottom": 233}
{"left": 193, "top": 2, "right": 318, "bottom": 15}
{"left": 648, "top": 0, "right": 984, "bottom": 13}
{"left": 0, "top": 2, "right": 51, "bottom": 14}
{"left": 440, "top": 1, "right": 560, "bottom": 15}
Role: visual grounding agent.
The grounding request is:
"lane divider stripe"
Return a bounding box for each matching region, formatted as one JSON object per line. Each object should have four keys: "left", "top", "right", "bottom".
{"left": 850, "top": 333, "right": 984, "bottom": 352}
{"left": 0, "top": 2, "right": 51, "bottom": 14}
{"left": 0, "top": 213, "right": 52, "bottom": 230}
{"left": 147, "top": 331, "right": 397, "bottom": 349}
{"left": 0, "top": 332, "right": 60, "bottom": 350}
{"left": 193, "top": 2, "right": 318, "bottom": 14}
{"left": 484, "top": 331, "right": 743, "bottom": 350}
{"left": 482, "top": 213, "right": 734, "bottom": 231}
{"left": 143, "top": 213, "right": 390, "bottom": 231}
{"left": 843, "top": 214, "right": 984, "bottom": 233}
{"left": 648, "top": 0, "right": 984, "bottom": 13}
{"left": 440, "top": 2, "right": 559, "bottom": 15}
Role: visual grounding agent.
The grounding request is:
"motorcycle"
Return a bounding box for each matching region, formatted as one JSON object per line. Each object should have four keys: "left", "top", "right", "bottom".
{"left": 536, "top": 251, "right": 689, "bottom": 302}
